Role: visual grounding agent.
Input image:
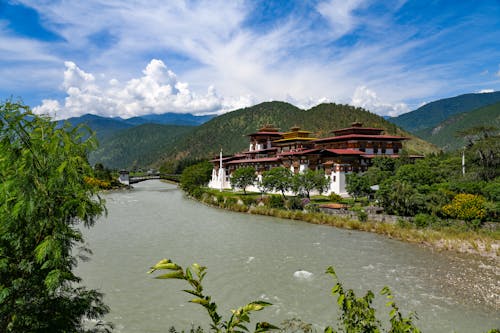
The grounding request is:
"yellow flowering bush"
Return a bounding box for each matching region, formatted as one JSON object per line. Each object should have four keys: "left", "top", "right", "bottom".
{"left": 84, "top": 176, "right": 112, "bottom": 189}
{"left": 442, "top": 193, "right": 487, "bottom": 221}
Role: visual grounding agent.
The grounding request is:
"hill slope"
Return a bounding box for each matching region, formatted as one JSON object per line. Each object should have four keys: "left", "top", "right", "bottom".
{"left": 89, "top": 123, "right": 193, "bottom": 169}
{"left": 63, "top": 114, "right": 133, "bottom": 141}
{"left": 154, "top": 101, "right": 438, "bottom": 166}
{"left": 123, "top": 113, "right": 214, "bottom": 126}
{"left": 389, "top": 91, "right": 500, "bottom": 132}
{"left": 414, "top": 102, "right": 500, "bottom": 151}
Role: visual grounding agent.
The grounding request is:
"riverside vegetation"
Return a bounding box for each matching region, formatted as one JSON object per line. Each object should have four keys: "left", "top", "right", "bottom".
{"left": 180, "top": 132, "right": 499, "bottom": 257}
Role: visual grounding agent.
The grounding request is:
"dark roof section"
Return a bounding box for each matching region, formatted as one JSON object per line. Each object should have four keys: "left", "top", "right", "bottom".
{"left": 312, "top": 134, "right": 408, "bottom": 143}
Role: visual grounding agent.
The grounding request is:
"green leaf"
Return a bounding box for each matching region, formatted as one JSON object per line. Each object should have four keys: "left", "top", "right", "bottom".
{"left": 154, "top": 270, "right": 185, "bottom": 279}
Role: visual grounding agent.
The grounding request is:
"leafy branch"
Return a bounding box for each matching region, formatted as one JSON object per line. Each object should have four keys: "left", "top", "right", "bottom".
{"left": 148, "top": 259, "right": 279, "bottom": 333}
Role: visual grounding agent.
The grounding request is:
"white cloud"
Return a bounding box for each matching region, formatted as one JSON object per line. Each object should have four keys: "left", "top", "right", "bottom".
{"left": 33, "top": 59, "right": 250, "bottom": 119}
{"left": 316, "top": 0, "right": 367, "bottom": 38}
{"left": 351, "top": 86, "right": 409, "bottom": 116}
{"left": 478, "top": 89, "right": 494, "bottom": 93}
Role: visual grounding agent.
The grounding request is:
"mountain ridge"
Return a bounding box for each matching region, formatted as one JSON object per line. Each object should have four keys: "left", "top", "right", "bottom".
{"left": 389, "top": 91, "right": 500, "bottom": 132}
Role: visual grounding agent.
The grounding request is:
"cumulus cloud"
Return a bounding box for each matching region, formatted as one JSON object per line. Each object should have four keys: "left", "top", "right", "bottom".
{"left": 33, "top": 59, "right": 250, "bottom": 119}
{"left": 351, "top": 86, "right": 409, "bottom": 116}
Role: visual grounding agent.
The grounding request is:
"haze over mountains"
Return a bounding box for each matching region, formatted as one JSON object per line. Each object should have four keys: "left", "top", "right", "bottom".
{"left": 65, "top": 91, "right": 500, "bottom": 170}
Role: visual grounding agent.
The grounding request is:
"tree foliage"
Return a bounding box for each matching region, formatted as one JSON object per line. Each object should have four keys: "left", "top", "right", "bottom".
{"left": 262, "top": 167, "right": 293, "bottom": 200}
{"left": 180, "top": 160, "right": 213, "bottom": 195}
{"left": 292, "top": 169, "right": 329, "bottom": 198}
{"left": 345, "top": 173, "right": 372, "bottom": 201}
{"left": 230, "top": 167, "right": 257, "bottom": 194}
{"left": 0, "top": 101, "right": 110, "bottom": 332}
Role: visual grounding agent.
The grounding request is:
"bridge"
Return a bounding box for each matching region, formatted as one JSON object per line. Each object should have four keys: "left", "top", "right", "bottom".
{"left": 118, "top": 170, "right": 180, "bottom": 185}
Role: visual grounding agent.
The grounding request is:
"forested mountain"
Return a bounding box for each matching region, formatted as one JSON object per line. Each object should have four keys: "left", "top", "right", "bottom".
{"left": 389, "top": 91, "right": 500, "bottom": 132}
{"left": 63, "top": 112, "right": 213, "bottom": 140}
{"left": 414, "top": 102, "right": 500, "bottom": 151}
{"left": 154, "top": 101, "right": 438, "bottom": 168}
{"left": 89, "top": 123, "right": 193, "bottom": 169}
{"left": 123, "top": 112, "right": 214, "bottom": 126}
{"left": 63, "top": 114, "right": 134, "bottom": 141}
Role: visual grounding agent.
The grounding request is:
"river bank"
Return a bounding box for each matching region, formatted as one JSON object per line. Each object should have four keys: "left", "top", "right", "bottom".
{"left": 187, "top": 187, "right": 499, "bottom": 261}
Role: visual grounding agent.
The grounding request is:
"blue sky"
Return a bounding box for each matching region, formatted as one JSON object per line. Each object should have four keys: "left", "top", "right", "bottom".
{"left": 0, "top": 0, "right": 499, "bottom": 119}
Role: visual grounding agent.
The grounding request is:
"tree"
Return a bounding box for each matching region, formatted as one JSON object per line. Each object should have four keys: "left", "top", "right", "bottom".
{"left": 458, "top": 126, "right": 499, "bottom": 180}
{"left": 292, "top": 169, "right": 329, "bottom": 199}
{"left": 261, "top": 167, "right": 293, "bottom": 200}
{"left": 230, "top": 167, "right": 257, "bottom": 195}
{"left": 0, "top": 101, "right": 111, "bottom": 332}
{"left": 345, "top": 173, "right": 372, "bottom": 201}
{"left": 180, "top": 160, "right": 213, "bottom": 194}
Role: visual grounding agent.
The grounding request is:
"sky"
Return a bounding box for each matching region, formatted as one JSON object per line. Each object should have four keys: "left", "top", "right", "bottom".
{"left": 0, "top": 0, "right": 499, "bottom": 119}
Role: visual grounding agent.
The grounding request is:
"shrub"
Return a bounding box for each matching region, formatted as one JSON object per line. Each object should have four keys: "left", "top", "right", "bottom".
{"left": 328, "top": 193, "right": 343, "bottom": 202}
{"left": 287, "top": 197, "right": 304, "bottom": 210}
{"left": 268, "top": 195, "right": 286, "bottom": 209}
{"left": 413, "top": 213, "right": 432, "bottom": 228}
{"left": 357, "top": 210, "right": 368, "bottom": 222}
{"left": 442, "top": 193, "right": 487, "bottom": 222}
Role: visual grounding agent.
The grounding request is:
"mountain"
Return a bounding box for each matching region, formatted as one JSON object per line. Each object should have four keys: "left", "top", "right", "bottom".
{"left": 123, "top": 113, "right": 215, "bottom": 126}
{"left": 153, "top": 101, "right": 438, "bottom": 167}
{"left": 63, "top": 112, "right": 214, "bottom": 140}
{"left": 389, "top": 91, "right": 500, "bottom": 132}
{"left": 89, "top": 123, "right": 193, "bottom": 169}
{"left": 62, "top": 114, "right": 133, "bottom": 141}
{"left": 414, "top": 102, "right": 500, "bottom": 151}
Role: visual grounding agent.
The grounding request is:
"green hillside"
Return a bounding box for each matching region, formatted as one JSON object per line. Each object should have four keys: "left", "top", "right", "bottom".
{"left": 63, "top": 114, "right": 133, "bottom": 141}
{"left": 390, "top": 91, "right": 500, "bottom": 132}
{"left": 414, "top": 102, "right": 500, "bottom": 151}
{"left": 89, "top": 123, "right": 193, "bottom": 169}
{"left": 154, "top": 101, "right": 438, "bottom": 167}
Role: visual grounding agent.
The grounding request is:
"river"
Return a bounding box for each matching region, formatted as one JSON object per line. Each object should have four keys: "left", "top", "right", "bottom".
{"left": 77, "top": 180, "right": 499, "bottom": 333}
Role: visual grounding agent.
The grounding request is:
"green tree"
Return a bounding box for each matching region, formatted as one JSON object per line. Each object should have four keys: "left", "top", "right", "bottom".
{"left": 262, "top": 167, "right": 293, "bottom": 200}
{"left": 459, "top": 126, "right": 500, "bottom": 181}
{"left": 180, "top": 160, "right": 213, "bottom": 194}
{"left": 292, "top": 169, "right": 329, "bottom": 199}
{"left": 345, "top": 173, "right": 372, "bottom": 201}
{"left": 230, "top": 167, "right": 257, "bottom": 195}
{"left": 0, "top": 101, "right": 110, "bottom": 332}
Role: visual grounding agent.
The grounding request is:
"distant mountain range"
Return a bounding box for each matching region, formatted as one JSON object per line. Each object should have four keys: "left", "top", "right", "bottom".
{"left": 413, "top": 101, "right": 500, "bottom": 151}
{"left": 62, "top": 112, "right": 214, "bottom": 141}
{"left": 389, "top": 91, "right": 500, "bottom": 132}
{"left": 388, "top": 91, "right": 500, "bottom": 151}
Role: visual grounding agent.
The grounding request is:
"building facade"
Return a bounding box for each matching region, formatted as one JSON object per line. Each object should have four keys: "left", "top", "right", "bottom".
{"left": 208, "top": 123, "right": 410, "bottom": 196}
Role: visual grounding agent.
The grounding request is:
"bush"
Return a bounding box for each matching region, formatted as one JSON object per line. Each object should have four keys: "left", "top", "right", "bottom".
{"left": 357, "top": 210, "right": 368, "bottom": 222}
{"left": 413, "top": 213, "right": 433, "bottom": 228}
{"left": 328, "top": 193, "right": 343, "bottom": 202}
{"left": 240, "top": 196, "right": 257, "bottom": 207}
{"left": 268, "top": 195, "right": 286, "bottom": 209}
{"left": 442, "top": 193, "right": 487, "bottom": 222}
{"left": 287, "top": 197, "right": 304, "bottom": 210}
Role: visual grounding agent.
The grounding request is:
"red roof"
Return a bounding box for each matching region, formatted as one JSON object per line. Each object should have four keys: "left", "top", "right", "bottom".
{"left": 324, "top": 149, "right": 364, "bottom": 155}
{"left": 332, "top": 126, "right": 383, "bottom": 133}
{"left": 313, "top": 134, "right": 408, "bottom": 143}
{"left": 246, "top": 131, "right": 284, "bottom": 136}
{"left": 279, "top": 148, "right": 320, "bottom": 156}
{"left": 241, "top": 147, "right": 279, "bottom": 154}
{"left": 227, "top": 157, "right": 281, "bottom": 164}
